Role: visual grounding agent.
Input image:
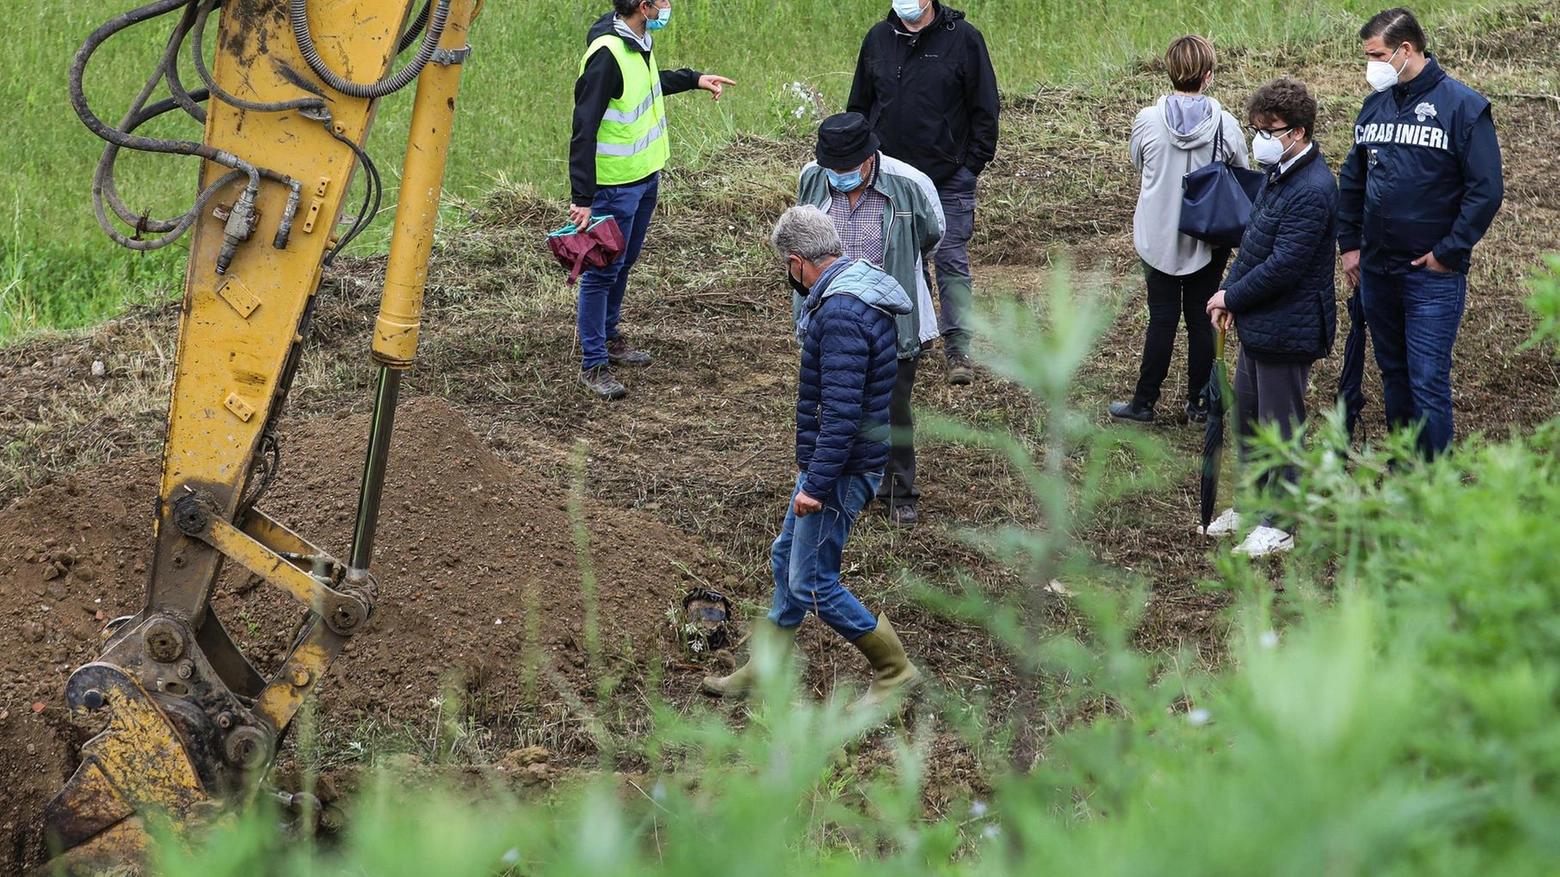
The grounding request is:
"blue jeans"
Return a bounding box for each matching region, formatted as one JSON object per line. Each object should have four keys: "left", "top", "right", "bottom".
{"left": 767, "top": 471, "right": 881, "bottom": 641}
{"left": 1360, "top": 268, "right": 1467, "bottom": 458}
{"left": 577, "top": 174, "right": 659, "bottom": 369}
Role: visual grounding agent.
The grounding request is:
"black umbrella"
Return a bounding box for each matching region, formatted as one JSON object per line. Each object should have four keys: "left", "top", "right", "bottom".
{"left": 1199, "top": 326, "right": 1231, "bottom": 534}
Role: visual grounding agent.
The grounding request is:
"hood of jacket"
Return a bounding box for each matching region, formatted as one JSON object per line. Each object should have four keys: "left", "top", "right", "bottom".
{"left": 587, "top": 11, "right": 614, "bottom": 43}
{"left": 812, "top": 259, "right": 914, "bottom": 316}
{"left": 587, "top": 11, "right": 651, "bottom": 51}
{"left": 1158, "top": 95, "right": 1228, "bottom": 151}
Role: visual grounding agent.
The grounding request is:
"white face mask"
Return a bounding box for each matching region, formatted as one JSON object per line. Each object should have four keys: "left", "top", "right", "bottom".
{"left": 1250, "top": 128, "right": 1295, "bottom": 167}
{"left": 1365, "top": 46, "right": 1405, "bottom": 93}
{"left": 1251, "top": 135, "right": 1285, "bottom": 167}
{"left": 892, "top": 0, "right": 927, "bottom": 23}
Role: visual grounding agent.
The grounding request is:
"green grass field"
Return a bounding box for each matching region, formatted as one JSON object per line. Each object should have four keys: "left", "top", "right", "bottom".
{"left": 0, "top": 0, "right": 1496, "bottom": 337}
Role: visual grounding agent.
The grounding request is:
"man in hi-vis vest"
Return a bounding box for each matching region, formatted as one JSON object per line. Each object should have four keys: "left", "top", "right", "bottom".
{"left": 569, "top": 0, "right": 735, "bottom": 399}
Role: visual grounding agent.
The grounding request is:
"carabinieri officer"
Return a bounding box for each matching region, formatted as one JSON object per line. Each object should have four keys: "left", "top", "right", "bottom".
{"left": 1337, "top": 7, "right": 1503, "bottom": 459}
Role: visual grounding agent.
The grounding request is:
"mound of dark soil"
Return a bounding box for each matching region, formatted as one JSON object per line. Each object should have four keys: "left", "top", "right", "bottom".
{"left": 0, "top": 396, "right": 713, "bottom": 872}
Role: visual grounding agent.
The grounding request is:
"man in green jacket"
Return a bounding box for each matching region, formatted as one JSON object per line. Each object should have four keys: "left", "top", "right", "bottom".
{"left": 797, "top": 113, "right": 944, "bottom": 527}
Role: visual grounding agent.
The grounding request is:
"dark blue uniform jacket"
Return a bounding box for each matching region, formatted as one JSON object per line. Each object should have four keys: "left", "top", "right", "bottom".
{"left": 1338, "top": 56, "right": 1504, "bottom": 275}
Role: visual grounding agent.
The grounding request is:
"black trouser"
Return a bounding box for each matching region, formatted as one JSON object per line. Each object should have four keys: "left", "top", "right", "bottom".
{"left": 877, "top": 354, "right": 919, "bottom": 508}
{"left": 1234, "top": 345, "right": 1312, "bottom": 528}
{"left": 1336, "top": 287, "right": 1368, "bottom": 439}
{"left": 1132, "top": 251, "right": 1230, "bottom": 410}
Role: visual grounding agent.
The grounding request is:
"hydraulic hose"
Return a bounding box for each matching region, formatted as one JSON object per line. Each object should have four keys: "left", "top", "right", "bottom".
{"left": 76, "top": 0, "right": 304, "bottom": 253}
{"left": 323, "top": 126, "right": 383, "bottom": 265}
{"left": 70, "top": 0, "right": 225, "bottom": 160}
{"left": 291, "top": 0, "right": 450, "bottom": 99}
{"left": 92, "top": 168, "right": 245, "bottom": 252}
{"left": 398, "top": 0, "right": 432, "bottom": 53}
{"left": 93, "top": 0, "right": 200, "bottom": 234}
{"left": 163, "top": 32, "right": 208, "bottom": 124}
{"left": 95, "top": 90, "right": 213, "bottom": 238}
{"left": 155, "top": 0, "right": 206, "bottom": 123}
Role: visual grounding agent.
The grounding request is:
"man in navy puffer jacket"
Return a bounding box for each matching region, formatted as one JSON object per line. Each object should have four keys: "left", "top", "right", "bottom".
{"left": 1207, "top": 78, "right": 1338, "bottom": 559}
{"left": 703, "top": 206, "right": 922, "bottom": 712}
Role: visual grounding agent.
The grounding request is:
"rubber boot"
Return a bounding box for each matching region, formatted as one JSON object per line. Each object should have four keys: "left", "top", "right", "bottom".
{"left": 700, "top": 620, "right": 799, "bottom": 698}
{"left": 848, "top": 614, "right": 921, "bottom": 711}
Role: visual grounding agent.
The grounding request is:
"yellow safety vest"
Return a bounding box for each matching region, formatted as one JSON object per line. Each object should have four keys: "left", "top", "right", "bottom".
{"left": 580, "top": 33, "right": 670, "bottom": 185}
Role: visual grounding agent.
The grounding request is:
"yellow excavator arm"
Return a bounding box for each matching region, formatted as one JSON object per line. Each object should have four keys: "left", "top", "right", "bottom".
{"left": 44, "top": 0, "right": 475, "bottom": 870}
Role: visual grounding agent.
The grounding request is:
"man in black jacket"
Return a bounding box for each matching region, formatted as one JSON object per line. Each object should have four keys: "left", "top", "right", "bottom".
{"left": 847, "top": 0, "right": 999, "bottom": 386}
{"left": 568, "top": 0, "right": 734, "bottom": 399}
{"left": 1206, "top": 78, "right": 1338, "bottom": 559}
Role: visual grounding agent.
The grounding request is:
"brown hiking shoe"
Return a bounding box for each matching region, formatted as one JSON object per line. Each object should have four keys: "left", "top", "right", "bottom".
{"left": 580, "top": 365, "right": 627, "bottom": 399}
{"left": 946, "top": 351, "right": 975, "bottom": 386}
{"left": 607, "top": 338, "right": 652, "bottom": 367}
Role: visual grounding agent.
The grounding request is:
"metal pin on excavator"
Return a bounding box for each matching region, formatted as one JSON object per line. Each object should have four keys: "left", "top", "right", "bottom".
{"left": 41, "top": 0, "right": 476, "bottom": 870}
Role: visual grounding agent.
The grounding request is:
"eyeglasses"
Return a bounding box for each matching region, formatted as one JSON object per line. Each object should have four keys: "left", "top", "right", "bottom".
{"left": 1245, "top": 125, "right": 1294, "bottom": 141}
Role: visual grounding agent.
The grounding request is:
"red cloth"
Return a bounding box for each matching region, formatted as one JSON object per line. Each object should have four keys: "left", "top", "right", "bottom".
{"left": 546, "top": 216, "right": 625, "bottom": 286}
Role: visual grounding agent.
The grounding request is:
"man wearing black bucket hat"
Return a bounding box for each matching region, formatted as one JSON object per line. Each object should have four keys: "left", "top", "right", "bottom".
{"left": 848, "top": 0, "right": 999, "bottom": 386}
{"left": 798, "top": 112, "right": 944, "bottom": 528}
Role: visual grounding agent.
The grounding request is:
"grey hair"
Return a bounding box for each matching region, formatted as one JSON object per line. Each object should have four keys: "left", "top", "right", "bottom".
{"left": 612, "top": 0, "right": 643, "bottom": 17}
{"left": 770, "top": 205, "right": 843, "bottom": 266}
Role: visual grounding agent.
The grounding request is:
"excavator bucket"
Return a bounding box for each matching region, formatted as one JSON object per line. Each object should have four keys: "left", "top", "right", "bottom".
{"left": 41, "top": 664, "right": 213, "bottom": 873}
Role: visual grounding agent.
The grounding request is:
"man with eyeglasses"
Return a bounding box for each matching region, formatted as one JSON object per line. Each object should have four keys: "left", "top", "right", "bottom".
{"left": 569, "top": 0, "right": 736, "bottom": 399}
{"left": 1204, "top": 78, "right": 1338, "bottom": 558}
{"left": 1338, "top": 7, "right": 1504, "bottom": 458}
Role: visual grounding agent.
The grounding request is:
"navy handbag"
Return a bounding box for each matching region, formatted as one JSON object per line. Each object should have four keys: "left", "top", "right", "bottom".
{"left": 1179, "top": 132, "right": 1266, "bottom": 248}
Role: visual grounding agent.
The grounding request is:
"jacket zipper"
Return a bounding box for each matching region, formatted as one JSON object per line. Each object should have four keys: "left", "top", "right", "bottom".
{"left": 897, "top": 30, "right": 924, "bottom": 80}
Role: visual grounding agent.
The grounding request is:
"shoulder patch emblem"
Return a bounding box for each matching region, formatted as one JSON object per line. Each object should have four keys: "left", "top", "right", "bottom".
{"left": 1414, "top": 102, "right": 1438, "bottom": 123}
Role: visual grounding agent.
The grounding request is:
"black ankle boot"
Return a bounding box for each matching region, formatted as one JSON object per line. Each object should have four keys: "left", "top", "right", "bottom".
{"left": 1108, "top": 400, "right": 1154, "bottom": 423}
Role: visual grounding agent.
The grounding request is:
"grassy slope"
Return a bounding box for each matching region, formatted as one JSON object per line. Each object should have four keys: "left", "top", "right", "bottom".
{"left": 1, "top": 0, "right": 1495, "bottom": 337}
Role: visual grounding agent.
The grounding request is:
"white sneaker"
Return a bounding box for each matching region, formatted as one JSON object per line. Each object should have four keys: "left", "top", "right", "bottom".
{"left": 1232, "top": 525, "right": 1295, "bottom": 558}
{"left": 1199, "top": 508, "right": 1242, "bottom": 538}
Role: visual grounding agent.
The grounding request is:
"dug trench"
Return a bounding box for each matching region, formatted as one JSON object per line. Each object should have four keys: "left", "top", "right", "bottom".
{"left": 4, "top": 6, "right": 1560, "bottom": 869}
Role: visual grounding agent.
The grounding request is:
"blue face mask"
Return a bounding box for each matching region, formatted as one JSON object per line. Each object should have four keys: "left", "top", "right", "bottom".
{"left": 826, "top": 168, "right": 864, "bottom": 192}
{"left": 645, "top": 3, "right": 671, "bottom": 30}
{"left": 892, "top": 0, "right": 927, "bottom": 22}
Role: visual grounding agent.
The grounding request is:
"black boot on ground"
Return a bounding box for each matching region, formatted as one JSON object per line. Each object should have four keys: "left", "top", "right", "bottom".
{"left": 1108, "top": 400, "right": 1154, "bottom": 423}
